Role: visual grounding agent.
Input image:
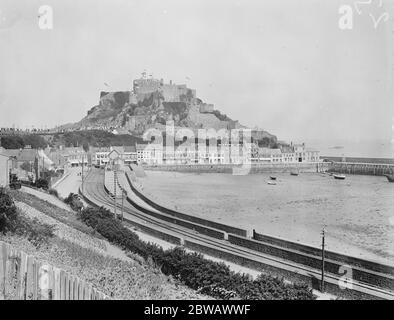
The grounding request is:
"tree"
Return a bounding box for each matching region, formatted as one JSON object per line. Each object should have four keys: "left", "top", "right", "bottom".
{"left": 20, "top": 161, "right": 32, "bottom": 172}
{"left": 0, "top": 136, "right": 24, "bottom": 149}
{"left": 0, "top": 188, "right": 18, "bottom": 232}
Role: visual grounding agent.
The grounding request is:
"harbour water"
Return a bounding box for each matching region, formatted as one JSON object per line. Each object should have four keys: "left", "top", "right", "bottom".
{"left": 305, "top": 139, "right": 394, "bottom": 159}
{"left": 140, "top": 170, "right": 394, "bottom": 265}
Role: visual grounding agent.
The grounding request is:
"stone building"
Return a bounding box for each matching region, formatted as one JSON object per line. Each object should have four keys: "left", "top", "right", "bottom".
{"left": 199, "top": 103, "right": 214, "bottom": 113}
{"left": 132, "top": 75, "right": 196, "bottom": 103}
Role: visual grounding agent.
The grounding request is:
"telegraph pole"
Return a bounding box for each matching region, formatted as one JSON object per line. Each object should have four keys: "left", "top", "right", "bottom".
{"left": 121, "top": 190, "right": 124, "bottom": 222}
{"left": 113, "top": 163, "right": 117, "bottom": 219}
{"left": 81, "top": 153, "right": 84, "bottom": 193}
{"left": 321, "top": 227, "right": 326, "bottom": 293}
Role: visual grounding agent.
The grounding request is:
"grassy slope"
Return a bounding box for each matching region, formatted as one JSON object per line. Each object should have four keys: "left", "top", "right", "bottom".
{"left": 4, "top": 190, "right": 209, "bottom": 300}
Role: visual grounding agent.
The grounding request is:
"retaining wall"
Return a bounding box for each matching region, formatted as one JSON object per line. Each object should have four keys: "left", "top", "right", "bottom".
{"left": 229, "top": 234, "right": 394, "bottom": 291}
{"left": 252, "top": 231, "right": 394, "bottom": 276}
{"left": 143, "top": 162, "right": 326, "bottom": 174}
{"left": 123, "top": 219, "right": 182, "bottom": 246}
{"left": 327, "top": 162, "right": 394, "bottom": 176}
{"left": 124, "top": 192, "right": 225, "bottom": 240}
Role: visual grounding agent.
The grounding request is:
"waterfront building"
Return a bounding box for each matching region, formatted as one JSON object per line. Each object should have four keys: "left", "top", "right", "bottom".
{"left": 92, "top": 146, "right": 137, "bottom": 166}
{"left": 62, "top": 147, "right": 88, "bottom": 167}
{"left": 131, "top": 139, "right": 320, "bottom": 166}
{"left": 136, "top": 143, "right": 163, "bottom": 165}
{"left": 92, "top": 147, "right": 111, "bottom": 166}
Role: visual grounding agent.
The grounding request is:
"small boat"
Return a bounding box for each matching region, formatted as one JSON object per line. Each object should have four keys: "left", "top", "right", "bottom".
{"left": 333, "top": 174, "right": 346, "bottom": 180}
{"left": 270, "top": 176, "right": 277, "bottom": 180}
{"left": 384, "top": 174, "right": 394, "bottom": 182}
{"left": 267, "top": 181, "right": 276, "bottom": 185}
{"left": 290, "top": 171, "right": 299, "bottom": 176}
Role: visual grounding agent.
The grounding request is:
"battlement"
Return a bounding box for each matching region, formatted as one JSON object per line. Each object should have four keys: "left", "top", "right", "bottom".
{"left": 132, "top": 74, "right": 196, "bottom": 103}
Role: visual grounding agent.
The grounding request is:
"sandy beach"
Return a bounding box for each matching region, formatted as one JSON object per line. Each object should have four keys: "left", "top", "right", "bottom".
{"left": 139, "top": 170, "right": 394, "bottom": 265}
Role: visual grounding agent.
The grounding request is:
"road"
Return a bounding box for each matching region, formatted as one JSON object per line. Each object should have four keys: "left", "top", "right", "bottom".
{"left": 54, "top": 166, "right": 87, "bottom": 198}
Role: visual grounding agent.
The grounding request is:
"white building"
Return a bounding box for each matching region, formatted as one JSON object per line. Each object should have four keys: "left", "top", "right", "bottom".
{"left": 136, "top": 143, "right": 163, "bottom": 165}
{"left": 0, "top": 153, "right": 10, "bottom": 187}
{"left": 92, "top": 146, "right": 137, "bottom": 166}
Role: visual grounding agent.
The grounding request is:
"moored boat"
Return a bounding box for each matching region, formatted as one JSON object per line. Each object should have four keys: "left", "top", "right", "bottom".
{"left": 333, "top": 174, "right": 346, "bottom": 180}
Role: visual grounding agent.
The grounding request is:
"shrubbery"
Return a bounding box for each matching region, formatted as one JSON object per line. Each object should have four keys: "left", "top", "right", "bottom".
{"left": 78, "top": 206, "right": 315, "bottom": 300}
{"left": 0, "top": 188, "right": 19, "bottom": 232}
{"left": 35, "top": 178, "right": 49, "bottom": 190}
{"left": 0, "top": 188, "right": 54, "bottom": 247}
{"left": 64, "top": 193, "right": 83, "bottom": 212}
{"left": 48, "top": 188, "right": 59, "bottom": 198}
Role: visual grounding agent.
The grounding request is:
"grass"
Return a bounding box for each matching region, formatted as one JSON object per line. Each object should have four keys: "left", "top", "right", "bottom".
{"left": 9, "top": 190, "right": 104, "bottom": 240}
{"left": 4, "top": 189, "right": 208, "bottom": 299}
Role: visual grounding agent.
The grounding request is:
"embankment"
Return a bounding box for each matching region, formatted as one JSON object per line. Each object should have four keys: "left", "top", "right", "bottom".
{"left": 144, "top": 162, "right": 327, "bottom": 174}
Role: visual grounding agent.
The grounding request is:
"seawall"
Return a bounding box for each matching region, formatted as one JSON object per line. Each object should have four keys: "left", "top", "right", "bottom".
{"left": 143, "top": 162, "right": 328, "bottom": 174}
{"left": 327, "top": 162, "right": 394, "bottom": 176}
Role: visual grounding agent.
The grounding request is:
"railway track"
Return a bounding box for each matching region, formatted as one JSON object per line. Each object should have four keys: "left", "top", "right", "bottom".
{"left": 81, "top": 168, "right": 394, "bottom": 300}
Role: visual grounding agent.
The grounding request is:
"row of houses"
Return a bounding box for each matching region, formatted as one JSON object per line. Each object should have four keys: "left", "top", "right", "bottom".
{"left": 45, "top": 142, "right": 320, "bottom": 167}
{"left": 0, "top": 141, "right": 321, "bottom": 188}
{"left": 131, "top": 142, "right": 319, "bottom": 165}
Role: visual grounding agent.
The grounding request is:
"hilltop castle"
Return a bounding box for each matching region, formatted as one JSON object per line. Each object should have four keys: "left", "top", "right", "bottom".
{"left": 132, "top": 72, "right": 196, "bottom": 103}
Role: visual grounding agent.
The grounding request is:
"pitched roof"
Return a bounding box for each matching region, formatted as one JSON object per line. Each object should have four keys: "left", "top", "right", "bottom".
{"left": 110, "top": 146, "right": 125, "bottom": 154}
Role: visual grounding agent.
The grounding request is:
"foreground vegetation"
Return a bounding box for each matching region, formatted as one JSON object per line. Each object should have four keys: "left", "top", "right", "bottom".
{"left": 0, "top": 188, "right": 54, "bottom": 247}
{"left": 2, "top": 189, "right": 208, "bottom": 299}
{"left": 79, "top": 206, "right": 315, "bottom": 300}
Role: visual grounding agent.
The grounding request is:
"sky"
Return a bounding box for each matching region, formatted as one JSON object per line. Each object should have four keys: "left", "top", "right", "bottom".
{"left": 0, "top": 0, "right": 393, "bottom": 149}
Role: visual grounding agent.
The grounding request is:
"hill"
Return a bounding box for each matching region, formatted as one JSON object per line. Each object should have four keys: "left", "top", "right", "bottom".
{"left": 58, "top": 75, "right": 278, "bottom": 146}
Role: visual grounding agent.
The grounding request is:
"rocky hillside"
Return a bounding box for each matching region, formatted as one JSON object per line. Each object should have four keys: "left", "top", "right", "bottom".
{"left": 64, "top": 89, "right": 277, "bottom": 146}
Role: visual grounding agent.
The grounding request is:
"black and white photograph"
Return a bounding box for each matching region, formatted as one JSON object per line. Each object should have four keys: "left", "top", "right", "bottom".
{"left": 0, "top": 0, "right": 393, "bottom": 305}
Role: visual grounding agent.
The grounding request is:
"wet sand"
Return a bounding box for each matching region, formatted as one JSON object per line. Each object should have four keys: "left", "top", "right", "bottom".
{"left": 139, "top": 171, "right": 394, "bottom": 265}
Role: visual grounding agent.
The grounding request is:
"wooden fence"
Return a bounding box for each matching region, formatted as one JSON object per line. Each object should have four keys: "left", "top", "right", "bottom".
{"left": 0, "top": 241, "right": 110, "bottom": 300}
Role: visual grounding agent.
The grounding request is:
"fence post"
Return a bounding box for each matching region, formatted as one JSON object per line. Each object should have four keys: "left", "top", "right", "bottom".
{"left": 39, "top": 264, "right": 50, "bottom": 300}
{"left": 18, "top": 251, "right": 28, "bottom": 300}
{"left": 60, "top": 270, "right": 66, "bottom": 300}
{"left": 25, "top": 256, "right": 34, "bottom": 300}
{"left": 65, "top": 274, "right": 70, "bottom": 300}
{"left": 73, "top": 277, "right": 78, "bottom": 299}
{"left": 33, "top": 260, "right": 41, "bottom": 300}
{"left": 54, "top": 267, "right": 61, "bottom": 300}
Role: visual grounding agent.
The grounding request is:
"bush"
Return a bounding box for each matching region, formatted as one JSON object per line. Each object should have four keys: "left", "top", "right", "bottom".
{"left": 35, "top": 178, "right": 49, "bottom": 190}
{"left": 0, "top": 188, "right": 18, "bottom": 232}
{"left": 79, "top": 206, "right": 315, "bottom": 300}
{"left": 64, "top": 193, "right": 83, "bottom": 212}
{"left": 0, "top": 189, "right": 54, "bottom": 247}
{"left": 48, "top": 188, "right": 59, "bottom": 198}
